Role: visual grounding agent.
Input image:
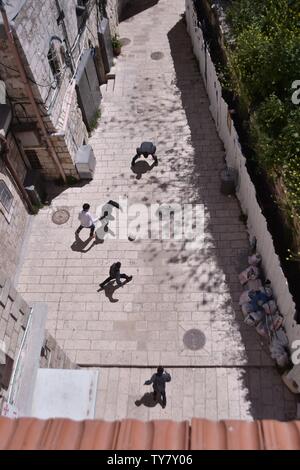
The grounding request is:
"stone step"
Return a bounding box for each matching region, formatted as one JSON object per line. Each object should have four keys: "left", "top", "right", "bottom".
{"left": 106, "top": 78, "right": 115, "bottom": 94}
{"left": 106, "top": 63, "right": 117, "bottom": 80}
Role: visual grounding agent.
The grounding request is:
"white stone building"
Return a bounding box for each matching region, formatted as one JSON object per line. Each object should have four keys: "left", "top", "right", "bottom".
{"left": 0, "top": 0, "right": 129, "bottom": 418}
{"left": 0, "top": 0, "right": 123, "bottom": 181}
{"left": 0, "top": 0, "right": 125, "bottom": 280}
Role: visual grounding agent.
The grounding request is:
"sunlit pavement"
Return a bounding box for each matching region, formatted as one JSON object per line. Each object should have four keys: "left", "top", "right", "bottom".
{"left": 17, "top": 0, "right": 296, "bottom": 421}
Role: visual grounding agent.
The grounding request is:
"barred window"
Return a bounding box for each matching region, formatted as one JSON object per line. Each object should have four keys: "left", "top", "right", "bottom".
{"left": 48, "top": 38, "right": 65, "bottom": 83}
{"left": 0, "top": 180, "right": 13, "bottom": 212}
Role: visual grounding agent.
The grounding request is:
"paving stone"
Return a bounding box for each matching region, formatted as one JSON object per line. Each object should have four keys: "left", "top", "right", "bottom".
{"left": 15, "top": 0, "right": 297, "bottom": 422}
{"left": 0, "top": 280, "right": 11, "bottom": 308}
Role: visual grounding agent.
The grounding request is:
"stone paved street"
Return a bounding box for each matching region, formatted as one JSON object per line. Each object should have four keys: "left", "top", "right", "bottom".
{"left": 94, "top": 366, "right": 296, "bottom": 422}
{"left": 16, "top": 0, "right": 296, "bottom": 420}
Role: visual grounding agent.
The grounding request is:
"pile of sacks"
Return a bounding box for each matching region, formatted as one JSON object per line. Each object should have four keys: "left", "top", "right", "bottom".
{"left": 239, "top": 253, "right": 290, "bottom": 368}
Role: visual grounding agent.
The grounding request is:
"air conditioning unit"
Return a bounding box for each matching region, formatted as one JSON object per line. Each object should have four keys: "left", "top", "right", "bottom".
{"left": 75, "top": 145, "right": 96, "bottom": 179}
{"left": 0, "top": 104, "right": 12, "bottom": 137}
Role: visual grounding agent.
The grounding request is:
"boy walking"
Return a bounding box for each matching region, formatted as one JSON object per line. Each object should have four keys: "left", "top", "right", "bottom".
{"left": 99, "top": 262, "right": 132, "bottom": 289}
{"left": 144, "top": 366, "right": 171, "bottom": 408}
{"left": 76, "top": 203, "right": 97, "bottom": 238}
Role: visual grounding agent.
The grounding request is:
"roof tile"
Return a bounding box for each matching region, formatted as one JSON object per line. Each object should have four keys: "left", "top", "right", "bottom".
{"left": 261, "top": 420, "right": 300, "bottom": 450}
{"left": 0, "top": 417, "right": 300, "bottom": 450}
{"left": 191, "top": 419, "right": 263, "bottom": 450}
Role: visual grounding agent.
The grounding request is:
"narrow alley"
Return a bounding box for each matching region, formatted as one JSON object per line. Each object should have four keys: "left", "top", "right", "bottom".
{"left": 16, "top": 0, "right": 296, "bottom": 421}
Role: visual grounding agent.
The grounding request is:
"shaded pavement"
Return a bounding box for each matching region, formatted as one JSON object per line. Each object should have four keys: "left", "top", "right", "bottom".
{"left": 17, "top": 0, "right": 296, "bottom": 421}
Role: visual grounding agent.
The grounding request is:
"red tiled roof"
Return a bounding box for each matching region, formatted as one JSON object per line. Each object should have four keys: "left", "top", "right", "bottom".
{"left": 0, "top": 418, "right": 300, "bottom": 450}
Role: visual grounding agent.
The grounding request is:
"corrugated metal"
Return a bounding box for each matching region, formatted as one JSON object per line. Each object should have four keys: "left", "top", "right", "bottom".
{"left": 1, "top": 417, "right": 300, "bottom": 450}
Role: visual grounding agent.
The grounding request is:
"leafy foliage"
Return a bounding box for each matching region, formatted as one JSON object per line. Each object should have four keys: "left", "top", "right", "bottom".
{"left": 111, "top": 34, "right": 122, "bottom": 50}
{"left": 225, "top": 0, "right": 300, "bottom": 225}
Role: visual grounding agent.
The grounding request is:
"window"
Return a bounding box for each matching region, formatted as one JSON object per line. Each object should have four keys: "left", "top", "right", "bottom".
{"left": 0, "top": 355, "right": 14, "bottom": 391}
{"left": 0, "top": 180, "right": 13, "bottom": 212}
{"left": 24, "top": 150, "right": 42, "bottom": 170}
{"left": 48, "top": 37, "right": 66, "bottom": 83}
{"left": 76, "top": 0, "right": 90, "bottom": 33}
{"left": 98, "top": 0, "right": 107, "bottom": 18}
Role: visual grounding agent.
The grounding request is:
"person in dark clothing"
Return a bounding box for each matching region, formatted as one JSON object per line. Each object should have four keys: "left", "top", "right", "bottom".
{"left": 144, "top": 366, "right": 171, "bottom": 408}
{"left": 131, "top": 141, "right": 158, "bottom": 167}
{"left": 99, "top": 262, "right": 132, "bottom": 289}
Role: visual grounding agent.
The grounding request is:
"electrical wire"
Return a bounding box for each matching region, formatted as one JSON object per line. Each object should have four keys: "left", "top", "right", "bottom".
{"left": 0, "top": 60, "right": 60, "bottom": 88}
{"left": 69, "top": 0, "right": 97, "bottom": 52}
{"left": 1, "top": 0, "right": 99, "bottom": 115}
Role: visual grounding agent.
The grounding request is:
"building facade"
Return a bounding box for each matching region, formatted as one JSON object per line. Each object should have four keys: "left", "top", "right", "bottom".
{"left": 0, "top": 0, "right": 118, "bottom": 181}
{"left": 0, "top": 131, "right": 29, "bottom": 281}
{"left": 0, "top": 0, "right": 125, "bottom": 282}
{"left": 0, "top": 0, "right": 128, "bottom": 416}
{"left": 0, "top": 268, "right": 77, "bottom": 417}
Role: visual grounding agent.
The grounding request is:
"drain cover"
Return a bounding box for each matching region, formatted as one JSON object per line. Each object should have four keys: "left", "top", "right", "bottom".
{"left": 121, "top": 37, "right": 131, "bottom": 46}
{"left": 183, "top": 329, "right": 206, "bottom": 351}
{"left": 52, "top": 209, "right": 70, "bottom": 225}
{"left": 151, "top": 51, "right": 164, "bottom": 60}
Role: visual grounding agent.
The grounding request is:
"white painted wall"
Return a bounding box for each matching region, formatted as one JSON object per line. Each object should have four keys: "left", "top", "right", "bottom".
{"left": 185, "top": 0, "right": 300, "bottom": 386}
{"left": 30, "top": 369, "right": 99, "bottom": 420}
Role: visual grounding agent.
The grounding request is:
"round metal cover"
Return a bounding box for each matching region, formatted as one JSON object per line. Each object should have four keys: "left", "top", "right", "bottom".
{"left": 121, "top": 37, "right": 131, "bottom": 46}
{"left": 151, "top": 51, "right": 164, "bottom": 60}
{"left": 52, "top": 209, "right": 70, "bottom": 225}
{"left": 183, "top": 329, "right": 206, "bottom": 351}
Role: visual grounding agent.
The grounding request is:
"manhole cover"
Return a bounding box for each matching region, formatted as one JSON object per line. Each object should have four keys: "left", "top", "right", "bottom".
{"left": 121, "top": 37, "right": 131, "bottom": 46}
{"left": 151, "top": 51, "right": 164, "bottom": 60}
{"left": 52, "top": 209, "right": 70, "bottom": 225}
{"left": 183, "top": 329, "right": 206, "bottom": 351}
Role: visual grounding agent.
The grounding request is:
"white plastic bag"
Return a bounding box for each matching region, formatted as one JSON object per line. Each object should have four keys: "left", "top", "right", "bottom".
{"left": 239, "top": 266, "right": 260, "bottom": 285}
{"left": 269, "top": 328, "right": 289, "bottom": 367}
{"left": 248, "top": 253, "right": 262, "bottom": 266}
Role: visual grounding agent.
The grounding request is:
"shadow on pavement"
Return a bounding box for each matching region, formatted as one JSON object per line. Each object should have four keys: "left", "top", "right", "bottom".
{"left": 70, "top": 233, "right": 94, "bottom": 252}
{"left": 131, "top": 159, "right": 158, "bottom": 180}
{"left": 165, "top": 17, "right": 297, "bottom": 421}
{"left": 120, "top": 0, "right": 159, "bottom": 22}
{"left": 97, "top": 278, "right": 132, "bottom": 303}
{"left": 44, "top": 180, "right": 89, "bottom": 204}
{"left": 135, "top": 392, "right": 159, "bottom": 408}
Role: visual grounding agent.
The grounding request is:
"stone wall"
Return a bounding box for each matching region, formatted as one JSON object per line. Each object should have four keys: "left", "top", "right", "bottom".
{"left": 0, "top": 135, "right": 29, "bottom": 281}
{"left": 0, "top": 0, "right": 125, "bottom": 181}
{"left": 0, "top": 18, "right": 72, "bottom": 180}
{"left": 106, "top": 0, "right": 120, "bottom": 33}
{"left": 54, "top": 85, "right": 89, "bottom": 172}
{"left": 186, "top": 0, "right": 300, "bottom": 388}
{"left": 13, "top": 0, "right": 96, "bottom": 178}
{"left": 0, "top": 0, "right": 108, "bottom": 180}
{"left": 40, "top": 331, "right": 78, "bottom": 370}
{"left": 0, "top": 269, "right": 77, "bottom": 413}
{"left": 13, "top": 0, "right": 77, "bottom": 124}
{"left": 0, "top": 269, "right": 31, "bottom": 402}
